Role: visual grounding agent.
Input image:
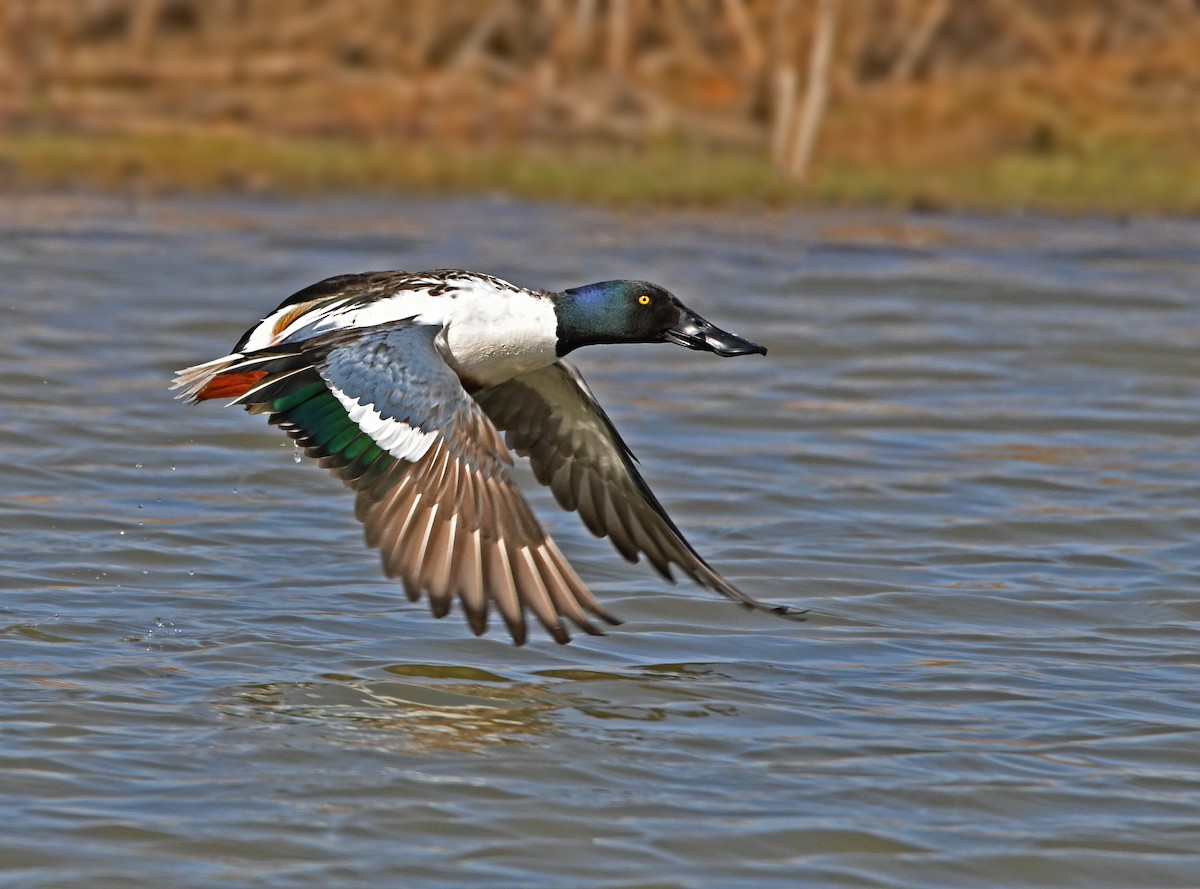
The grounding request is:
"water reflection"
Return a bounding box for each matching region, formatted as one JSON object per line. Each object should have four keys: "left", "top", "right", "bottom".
{"left": 221, "top": 677, "right": 557, "bottom": 751}
{"left": 219, "top": 661, "right": 753, "bottom": 750}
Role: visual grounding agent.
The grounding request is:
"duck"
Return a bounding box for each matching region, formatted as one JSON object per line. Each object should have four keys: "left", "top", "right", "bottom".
{"left": 173, "top": 268, "right": 803, "bottom": 645}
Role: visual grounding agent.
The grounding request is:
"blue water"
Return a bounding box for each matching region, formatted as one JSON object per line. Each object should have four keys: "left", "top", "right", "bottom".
{"left": 3, "top": 194, "right": 1200, "bottom": 888}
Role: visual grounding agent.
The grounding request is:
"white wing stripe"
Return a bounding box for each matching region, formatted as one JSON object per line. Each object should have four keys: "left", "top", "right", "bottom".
{"left": 330, "top": 385, "right": 437, "bottom": 463}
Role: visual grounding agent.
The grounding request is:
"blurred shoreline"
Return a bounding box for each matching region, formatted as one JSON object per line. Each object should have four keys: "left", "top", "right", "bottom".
{"left": 0, "top": 129, "right": 1191, "bottom": 215}
{"left": 3, "top": 1, "right": 1197, "bottom": 215}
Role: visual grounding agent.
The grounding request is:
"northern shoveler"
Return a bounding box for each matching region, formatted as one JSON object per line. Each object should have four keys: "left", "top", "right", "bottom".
{"left": 173, "top": 269, "right": 803, "bottom": 644}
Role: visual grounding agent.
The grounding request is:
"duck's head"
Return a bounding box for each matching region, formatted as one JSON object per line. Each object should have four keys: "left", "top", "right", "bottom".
{"left": 554, "top": 280, "right": 767, "bottom": 358}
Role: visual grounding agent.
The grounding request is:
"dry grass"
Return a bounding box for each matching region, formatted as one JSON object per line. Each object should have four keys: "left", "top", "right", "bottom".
{"left": 2, "top": 1, "right": 1198, "bottom": 213}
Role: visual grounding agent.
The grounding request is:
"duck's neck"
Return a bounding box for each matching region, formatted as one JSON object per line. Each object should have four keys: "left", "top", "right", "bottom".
{"left": 554, "top": 284, "right": 628, "bottom": 355}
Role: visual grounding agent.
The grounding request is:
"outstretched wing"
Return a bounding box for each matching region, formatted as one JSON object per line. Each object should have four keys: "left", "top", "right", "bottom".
{"left": 176, "top": 324, "right": 618, "bottom": 645}
{"left": 474, "top": 361, "right": 804, "bottom": 621}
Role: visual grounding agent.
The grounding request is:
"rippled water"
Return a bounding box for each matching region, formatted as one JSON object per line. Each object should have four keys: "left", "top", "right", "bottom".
{"left": 3, "top": 193, "right": 1200, "bottom": 888}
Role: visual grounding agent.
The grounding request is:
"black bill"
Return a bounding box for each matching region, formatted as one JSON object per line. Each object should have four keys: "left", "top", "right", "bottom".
{"left": 664, "top": 305, "right": 768, "bottom": 357}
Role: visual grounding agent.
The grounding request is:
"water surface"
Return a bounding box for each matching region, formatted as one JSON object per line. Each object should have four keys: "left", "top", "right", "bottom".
{"left": 3, "top": 194, "right": 1200, "bottom": 888}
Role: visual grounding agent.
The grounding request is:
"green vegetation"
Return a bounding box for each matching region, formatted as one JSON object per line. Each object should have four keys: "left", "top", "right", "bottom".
{"left": 815, "top": 139, "right": 1200, "bottom": 216}
{"left": 3, "top": 129, "right": 1197, "bottom": 215}
{"left": 0, "top": 131, "right": 800, "bottom": 207}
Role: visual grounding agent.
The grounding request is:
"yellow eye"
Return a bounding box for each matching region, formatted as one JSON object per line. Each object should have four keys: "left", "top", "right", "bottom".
{"left": 638, "top": 294, "right": 651, "bottom": 305}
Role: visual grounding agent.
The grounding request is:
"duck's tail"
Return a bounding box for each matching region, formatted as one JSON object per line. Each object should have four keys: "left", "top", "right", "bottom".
{"left": 172, "top": 352, "right": 285, "bottom": 404}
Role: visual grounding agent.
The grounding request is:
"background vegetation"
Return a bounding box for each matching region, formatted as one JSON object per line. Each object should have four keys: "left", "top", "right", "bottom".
{"left": 2, "top": 0, "right": 1198, "bottom": 212}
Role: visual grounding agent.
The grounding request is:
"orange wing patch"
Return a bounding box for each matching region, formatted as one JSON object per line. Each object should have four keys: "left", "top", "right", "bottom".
{"left": 195, "top": 370, "right": 269, "bottom": 401}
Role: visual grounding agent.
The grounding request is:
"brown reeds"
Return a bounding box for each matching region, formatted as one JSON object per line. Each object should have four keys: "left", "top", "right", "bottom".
{"left": 2, "top": 1, "right": 1198, "bottom": 193}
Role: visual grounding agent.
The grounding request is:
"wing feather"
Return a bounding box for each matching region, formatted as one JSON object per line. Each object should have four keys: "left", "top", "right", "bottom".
{"left": 475, "top": 361, "right": 804, "bottom": 621}
{"left": 183, "top": 322, "right": 618, "bottom": 644}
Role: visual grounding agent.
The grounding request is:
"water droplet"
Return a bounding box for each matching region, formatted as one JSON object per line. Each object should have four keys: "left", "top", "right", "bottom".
{"left": 119, "top": 530, "right": 125, "bottom": 536}
{"left": 293, "top": 443, "right": 303, "bottom": 464}
{"left": 135, "top": 463, "right": 143, "bottom": 469}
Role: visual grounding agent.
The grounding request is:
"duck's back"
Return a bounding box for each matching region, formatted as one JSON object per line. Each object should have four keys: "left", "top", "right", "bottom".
{"left": 235, "top": 269, "right": 562, "bottom": 388}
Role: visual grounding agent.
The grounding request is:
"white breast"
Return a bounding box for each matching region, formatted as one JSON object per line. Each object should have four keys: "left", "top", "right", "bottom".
{"left": 439, "top": 284, "right": 560, "bottom": 387}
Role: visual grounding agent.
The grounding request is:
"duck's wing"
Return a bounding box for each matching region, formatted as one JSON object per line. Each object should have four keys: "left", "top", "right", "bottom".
{"left": 176, "top": 324, "right": 618, "bottom": 645}
{"left": 473, "top": 361, "right": 804, "bottom": 621}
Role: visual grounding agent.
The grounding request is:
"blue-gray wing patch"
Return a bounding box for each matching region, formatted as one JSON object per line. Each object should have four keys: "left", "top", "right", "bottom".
{"left": 321, "top": 326, "right": 460, "bottom": 463}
